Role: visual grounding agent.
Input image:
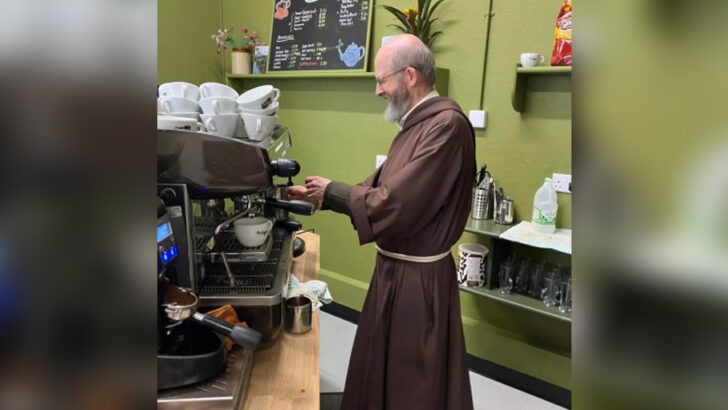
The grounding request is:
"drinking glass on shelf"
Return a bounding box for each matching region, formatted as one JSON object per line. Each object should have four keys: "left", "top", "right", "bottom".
{"left": 498, "top": 262, "right": 515, "bottom": 294}
{"left": 541, "top": 267, "right": 560, "bottom": 307}
{"left": 559, "top": 276, "right": 571, "bottom": 313}
{"left": 528, "top": 260, "right": 546, "bottom": 298}
{"left": 514, "top": 257, "right": 531, "bottom": 293}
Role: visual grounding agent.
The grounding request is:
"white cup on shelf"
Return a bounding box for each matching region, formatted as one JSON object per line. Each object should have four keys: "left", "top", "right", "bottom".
{"left": 241, "top": 112, "right": 278, "bottom": 140}
{"left": 159, "top": 96, "right": 200, "bottom": 113}
{"left": 159, "top": 111, "right": 200, "bottom": 121}
{"left": 238, "top": 100, "right": 279, "bottom": 116}
{"left": 158, "top": 82, "right": 200, "bottom": 101}
{"left": 237, "top": 85, "right": 280, "bottom": 110}
{"left": 199, "top": 97, "right": 238, "bottom": 114}
{"left": 199, "top": 82, "right": 239, "bottom": 99}
{"left": 157, "top": 115, "right": 205, "bottom": 132}
{"left": 520, "top": 53, "right": 545, "bottom": 67}
{"left": 200, "top": 113, "right": 240, "bottom": 137}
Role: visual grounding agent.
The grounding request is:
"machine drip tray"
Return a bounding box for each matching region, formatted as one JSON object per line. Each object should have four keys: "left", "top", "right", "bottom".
{"left": 200, "top": 232, "right": 274, "bottom": 263}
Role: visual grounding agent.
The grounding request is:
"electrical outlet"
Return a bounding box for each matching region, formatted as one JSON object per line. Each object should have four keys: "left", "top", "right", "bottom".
{"left": 469, "top": 110, "right": 486, "bottom": 128}
{"left": 552, "top": 173, "right": 571, "bottom": 193}
{"left": 376, "top": 155, "right": 387, "bottom": 169}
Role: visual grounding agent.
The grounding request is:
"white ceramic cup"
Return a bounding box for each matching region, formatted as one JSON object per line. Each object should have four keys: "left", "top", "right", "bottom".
{"left": 233, "top": 217, "right": 273, "bottom": 247}
{"left": 238, "top": 100, "right": 279, "bottom": 116}
{"left": 237, "top": 85, "right": 280, "bottom": 110}
{"left": 157, "top": 115, "right": 205, "bottom": 132}
{"left": 457, "top": 243, "right": 489, "bottom": 287}
{"left": 199, "top": 96, "right": 238, "bottom": 114}
{"left": 158, "top": 82, "right": 200, "bottom": 101}
{"left": 520, "top": 53, "right": 545, "bottom": 67}
{"left": 160, "top": 111, "right": 199, "bottom": 120}
{"left": 241, "top": 113, "right": 278, "bottom": 140}
{"left": 199, "top": 82, "right": 239, "bottom": 99}
{"left": 159, "top": 96, "right": 200, "bottom": 113}
{"left": 200, "top": 113, "right": 239, "bottom": 138}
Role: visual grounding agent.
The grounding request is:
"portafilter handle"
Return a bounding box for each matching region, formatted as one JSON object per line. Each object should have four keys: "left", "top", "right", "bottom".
{"left": 263, "top": 198, "right": 315, "bottom": 215}
{"left": 270, "top": 159, "right": 300, "bottom": 178}
{"left": 191, "top": 312, "right": 263, "bottom": 350}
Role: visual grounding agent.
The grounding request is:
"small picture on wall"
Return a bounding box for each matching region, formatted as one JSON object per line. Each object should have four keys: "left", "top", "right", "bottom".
{"left": 253, "top": 45, "right": 269, "bottom": 74}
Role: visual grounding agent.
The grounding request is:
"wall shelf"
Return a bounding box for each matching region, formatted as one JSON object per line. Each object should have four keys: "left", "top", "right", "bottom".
{"left": 226, "top": 68, "right": 450, "bottom": 96}
{"left": 464, "top": 218, "right": 513, "bottom": 239}
{"left": 511, "top": 65, "right": 571, "bottom": 112}
{"left": 461, "top": 216, "right": 572, "bottom": 322}
{"left": 228, "top": 71, "right": 376, "bottom": 80}
{"left": 460, "top": 285, "right": 572, "bottom": 322}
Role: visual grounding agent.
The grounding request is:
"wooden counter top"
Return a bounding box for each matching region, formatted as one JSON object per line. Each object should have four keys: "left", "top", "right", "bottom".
{"left": 242, "top": 232, "right": 320, "bottom": 410}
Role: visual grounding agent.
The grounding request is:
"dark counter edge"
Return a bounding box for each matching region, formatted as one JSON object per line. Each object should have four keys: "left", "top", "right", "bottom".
{"left": 320, "top": 302, "right": 572, "bottom": 409}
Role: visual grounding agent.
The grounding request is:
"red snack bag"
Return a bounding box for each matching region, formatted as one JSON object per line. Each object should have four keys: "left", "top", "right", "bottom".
{"left": 551, "top": 0, "right": 572, "bottom": 66}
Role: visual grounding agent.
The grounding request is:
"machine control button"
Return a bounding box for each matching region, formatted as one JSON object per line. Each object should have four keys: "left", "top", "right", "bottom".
{"left": 159, "top": 188, "right": 177, "bottom": 203}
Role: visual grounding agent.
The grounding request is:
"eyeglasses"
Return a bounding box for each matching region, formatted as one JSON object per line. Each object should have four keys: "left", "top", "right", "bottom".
{"left": 375, "top": 67, "right": 409, "bottom": 86}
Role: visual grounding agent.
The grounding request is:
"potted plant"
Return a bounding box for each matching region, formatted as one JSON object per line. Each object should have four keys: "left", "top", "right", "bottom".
{"left": 211, "top": 28, "right": 260, "bottom": 74}
{"left": 381, "top": 0, "right": 445, "bottom": 49}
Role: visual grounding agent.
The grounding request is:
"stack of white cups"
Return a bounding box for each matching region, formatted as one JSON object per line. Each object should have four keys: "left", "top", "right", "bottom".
{"left": 158, "top": 81, "right": 280, "bottom": 139}
{"left": 197, "top": 82, "right": 241, "bottom": 138}
{"left": 237, "top": 85, "right": 280, "bottom": 141}
{"left": 158, "top": 82, "right": 202, "bottom": 120}
{"left": 157, "top": 82, "right": 205, "bottom": 131}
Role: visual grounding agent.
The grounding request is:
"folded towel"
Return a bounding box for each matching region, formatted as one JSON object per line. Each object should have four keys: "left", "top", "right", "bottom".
{"left": 287, "top": 274, "right": 333, "bottom": 311}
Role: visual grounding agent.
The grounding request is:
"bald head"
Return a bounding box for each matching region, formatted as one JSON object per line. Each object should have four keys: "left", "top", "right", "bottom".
{"left": 375, "top": 34, "right": 436, "bottom": 88}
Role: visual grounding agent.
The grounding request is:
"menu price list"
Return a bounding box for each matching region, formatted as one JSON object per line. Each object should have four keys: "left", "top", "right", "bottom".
{"left": 269, "top": 0, "right": 371, "bottom": 72}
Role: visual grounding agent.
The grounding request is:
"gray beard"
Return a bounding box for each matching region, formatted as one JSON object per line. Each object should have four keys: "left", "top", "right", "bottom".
{"left": 383, "top": 87, "right": 410, "bottom": 123}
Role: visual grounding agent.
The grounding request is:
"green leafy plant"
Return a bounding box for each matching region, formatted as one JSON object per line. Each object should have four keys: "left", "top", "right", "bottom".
{"left": 211, "top": 28, "right": 259, "bottom": 54}
{"left": 381, "top": 0, "right": 445, "bottom": 48}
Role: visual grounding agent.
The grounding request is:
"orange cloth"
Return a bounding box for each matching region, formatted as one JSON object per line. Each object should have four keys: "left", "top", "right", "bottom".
{"left": 206, "top": 304, "right": 248, "bottom": 351}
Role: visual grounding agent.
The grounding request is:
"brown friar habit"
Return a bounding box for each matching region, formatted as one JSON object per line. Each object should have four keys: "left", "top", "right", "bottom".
{"left": 340, "top": 97, "right": 475, "bottom": 410}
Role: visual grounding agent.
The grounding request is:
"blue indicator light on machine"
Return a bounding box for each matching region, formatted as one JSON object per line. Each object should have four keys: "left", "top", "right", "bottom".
{"left": 201, "top": 187, "right": 207, "bottom": 192}
{"left": 170, "top": 246, "right": 176, "bottom": 256}
{"left": 162, "top": 252, "right": 169, "bottom": 262}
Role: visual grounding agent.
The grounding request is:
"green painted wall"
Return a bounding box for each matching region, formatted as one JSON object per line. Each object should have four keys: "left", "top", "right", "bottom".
{"left": 158, "top": 0, "right": 224, "bottom": 85}
{"left": 480, "top": 0, "right": 572, "bottom": 229}
{"left": 158, "top": 0, "right": 571, "bottom": 389}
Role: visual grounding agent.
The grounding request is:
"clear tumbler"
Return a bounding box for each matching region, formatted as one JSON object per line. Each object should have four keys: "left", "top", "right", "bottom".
{"left": 498, "top": 262, "right": 515, "bottom": 294}
{"left": 541, "top": 268, "right": 560, "bottom": 307}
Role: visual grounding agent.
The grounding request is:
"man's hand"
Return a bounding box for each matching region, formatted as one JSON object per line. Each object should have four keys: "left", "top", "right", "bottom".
{"left": 287, "top": 185, "right": 310, "bottom": 201}
{"left": 304, "top": 176, "right": 331, "bottom": 205}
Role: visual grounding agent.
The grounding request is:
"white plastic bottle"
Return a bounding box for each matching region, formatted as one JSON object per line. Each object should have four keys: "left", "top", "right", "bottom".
{"left": 532, "top": 178, "right": 558, "bottom": 233}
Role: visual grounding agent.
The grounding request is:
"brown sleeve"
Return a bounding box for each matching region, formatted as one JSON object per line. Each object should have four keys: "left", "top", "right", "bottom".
{"left": 323, "top": 181, "right": 352, "bottom": 215}
{"left": 349, "top": 113, "right": 471, "bottom": 245}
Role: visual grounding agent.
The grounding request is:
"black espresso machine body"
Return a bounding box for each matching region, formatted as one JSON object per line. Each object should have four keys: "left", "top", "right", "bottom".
{"left": 158, "top": 127, "right": 312, "bottom": 343}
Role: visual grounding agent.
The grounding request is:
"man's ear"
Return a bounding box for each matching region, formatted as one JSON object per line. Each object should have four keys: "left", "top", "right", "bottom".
{"left": 404, "top": 66, "right": 418, "bottom": 86}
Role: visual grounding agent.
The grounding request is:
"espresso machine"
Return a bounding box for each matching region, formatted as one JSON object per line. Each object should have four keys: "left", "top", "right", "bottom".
{"left": 157, "top": 125, "right": 314, "bottom": 407}
{"left": 158, "top": 125, "right": 313, "bottom": 343}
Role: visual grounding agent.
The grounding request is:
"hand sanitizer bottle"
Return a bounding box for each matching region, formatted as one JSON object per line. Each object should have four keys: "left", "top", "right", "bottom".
{"left": 532, "top": 178, "right": 558, "bottom": 233}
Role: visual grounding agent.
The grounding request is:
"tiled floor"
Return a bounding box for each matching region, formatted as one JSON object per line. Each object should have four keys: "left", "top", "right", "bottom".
{"left": 319, "top": 310, "right": 566, "bottom": 410}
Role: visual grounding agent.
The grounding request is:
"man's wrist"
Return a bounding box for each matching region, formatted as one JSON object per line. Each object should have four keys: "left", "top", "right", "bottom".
{"left": 324, "top": 181, "right": 352, "bottom": 215}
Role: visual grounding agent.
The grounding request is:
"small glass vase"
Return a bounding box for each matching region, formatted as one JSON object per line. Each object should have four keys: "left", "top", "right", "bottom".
{"left": 231, "top": 48, "right": 251, "bottom": 74}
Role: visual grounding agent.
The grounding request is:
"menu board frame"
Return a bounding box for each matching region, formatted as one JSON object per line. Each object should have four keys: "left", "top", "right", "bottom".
{"left": 265, "top": 0, "right": 374, "bottom": 74}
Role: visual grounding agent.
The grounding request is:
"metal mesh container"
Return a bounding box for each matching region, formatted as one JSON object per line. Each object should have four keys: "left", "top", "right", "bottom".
{"left": 472, "top": 186, "right": 493, "bottom": 220}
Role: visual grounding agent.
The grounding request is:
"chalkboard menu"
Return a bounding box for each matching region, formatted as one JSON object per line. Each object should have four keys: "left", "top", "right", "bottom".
{"left": 267, "top": 0, "right": 373, "bottom": 72}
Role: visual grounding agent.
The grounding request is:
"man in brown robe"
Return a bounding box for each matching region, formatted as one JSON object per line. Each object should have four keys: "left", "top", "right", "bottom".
{"left": 288, "top": 34, "right": 475, "bottom": 410}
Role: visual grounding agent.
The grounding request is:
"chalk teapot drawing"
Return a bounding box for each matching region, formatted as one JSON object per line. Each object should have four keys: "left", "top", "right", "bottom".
{"left": 337, "top": 39, "right": 365, "bottom": 67}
